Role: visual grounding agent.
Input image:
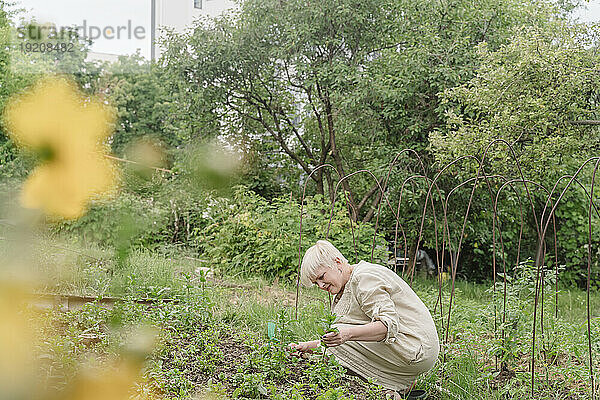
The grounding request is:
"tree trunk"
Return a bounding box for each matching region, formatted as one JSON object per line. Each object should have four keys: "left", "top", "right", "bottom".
{"left": 323, "top": 96, "right": 357, "bottom": 220}
{"left": 325, "top": 169, "right": 335, "bottom": 204}
{"left": 407, "top": 237, "right": 419, "bottom": 279}
{"left": 315, "top": 168, "right": 325, "bottom": 197}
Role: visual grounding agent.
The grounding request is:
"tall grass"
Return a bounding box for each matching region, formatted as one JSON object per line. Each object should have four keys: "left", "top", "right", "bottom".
{"left": 4, "top": 237, "right": 598, "bottom": 399}
{"left": 0, "top": 236, "right": 199, "bottom": 296}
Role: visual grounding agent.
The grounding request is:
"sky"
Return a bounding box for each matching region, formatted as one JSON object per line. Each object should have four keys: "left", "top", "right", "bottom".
{"left": 12, "top": 0, "right": 151, "bottom": 58}
{"left": 574, "top": 0, "right": 600, "bottom": 22}
{"left": 10, "top": 0, "right": 600, "bottom": 60}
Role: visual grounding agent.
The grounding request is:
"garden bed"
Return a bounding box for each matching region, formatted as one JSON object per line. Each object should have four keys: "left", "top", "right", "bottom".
{"left": 154, "top": 321, "right": 386, "bottom": 399}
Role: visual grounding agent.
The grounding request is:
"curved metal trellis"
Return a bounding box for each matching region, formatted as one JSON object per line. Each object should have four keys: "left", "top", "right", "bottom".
{"left": 294, "top": 144, "right": 598, "bottom": 398}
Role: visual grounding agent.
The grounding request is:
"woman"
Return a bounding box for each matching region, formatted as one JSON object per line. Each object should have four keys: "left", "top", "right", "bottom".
{"left": 289, "top": 240, "right": 439, "bottom": 399}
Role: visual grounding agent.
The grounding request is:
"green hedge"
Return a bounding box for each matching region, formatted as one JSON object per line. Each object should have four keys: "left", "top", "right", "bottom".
{"left": 195, "top": 187, "right": 387, "bottom": 279}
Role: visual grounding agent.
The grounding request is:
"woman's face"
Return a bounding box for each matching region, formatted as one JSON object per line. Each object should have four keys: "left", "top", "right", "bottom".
{"left": 312, "top": 258, "right": 349, "bottom": 294}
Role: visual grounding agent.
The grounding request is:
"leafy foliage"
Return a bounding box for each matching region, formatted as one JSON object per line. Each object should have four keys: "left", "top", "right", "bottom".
{"left": 101, "top": 56, "right": 191, "bottom": 156}
{"left": 196, "top": 186, "right": 388, "bottom": 280}
{"left": 50, "top": 191, "right": 169, "bottom": 246}
{"left": 432, "top": 22, "right": 600, "bottom": 178}
{"left": 430, "top": 21, "right": 600, "bottom": 285}
{"left": 160, "top": 0, "right": 556, "bottom": 222}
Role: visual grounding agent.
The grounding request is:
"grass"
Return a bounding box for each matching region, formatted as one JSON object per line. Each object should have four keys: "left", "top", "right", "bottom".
{"left": 2, "top": 236, "right": 599, "bottom": 399}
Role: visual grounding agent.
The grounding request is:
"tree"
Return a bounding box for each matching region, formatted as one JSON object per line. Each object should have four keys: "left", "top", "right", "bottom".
{"left": 431, "top": 20, "right": 600, "bottom": 180}
{"left": 160, "top": 0, "right": 559, "bottom": 223}
{"left": 430, "top": 21, "right": 600, "bottom": 282}
{"left": 0, "top": 6, "right": 101, "bottom": 182}
{"left": 160, "top": 0, "right": 396, "bottom": 217}
{"left": 100, "top": 55, "right": 184, "bottom": 156}
{"left": 328, "top": 0, "right": 559, "bottom": 222}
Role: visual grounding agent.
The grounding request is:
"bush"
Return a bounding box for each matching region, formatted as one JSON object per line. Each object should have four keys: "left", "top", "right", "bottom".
{"left": 51, "top": 191, "right": 170, "bottom": 246}
{"left": 195, "top": 186, "right": 388, "bottom": 280}
{"left": 50, "top": 183, "right": 387, "bottom": 281}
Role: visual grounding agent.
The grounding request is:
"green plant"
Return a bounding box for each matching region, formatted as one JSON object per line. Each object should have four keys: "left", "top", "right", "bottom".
{"left": 316, "top": 388, "right": 351, "bottom": 400}
{"left": 272, "top": 382, "right": 308, "bottom": 400}
{"left": 305, "top": 355, "right": 346, "bottom": 389}
{"left": 317, "top": 312, "right": 339, "bottom": 362}
{"left": 231, "top": 371, "right": 268, "bottom": 398}
{"left": 198, "top": 187, "right": 387, "bottom": 281}
{"left": 244, "top": 310, "right": 298, "bottom": 381}
{"left": 488, "top": 259, "right": 560, "bottom": 370}
{"left": 317, "top": 312, "right": 339, "bottom": 338}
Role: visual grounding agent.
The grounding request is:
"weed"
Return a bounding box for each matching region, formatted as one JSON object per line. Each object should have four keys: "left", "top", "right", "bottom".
{"left": 315, "top": 387, "right": 352, "bottom": 400}
{"left": 317, "top": 312, "right": 339, "bottom": 362}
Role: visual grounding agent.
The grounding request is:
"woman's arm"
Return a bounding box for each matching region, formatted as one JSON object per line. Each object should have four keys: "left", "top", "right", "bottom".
{"left": 289, "top": 339, "right": 320, "bottom": 352}
{"left": 289, "top": 321, "right": 387, "bottom": 351}
{"left": 321, "top": 321, "right": 387, "bottom": 347}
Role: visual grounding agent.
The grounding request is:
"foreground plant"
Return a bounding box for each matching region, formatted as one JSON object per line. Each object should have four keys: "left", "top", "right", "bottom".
{"left": 317, "top": 312, "right": 339, "bottom": 361}
{"left": 4, "top": 76, "right": 117, "bottom": 219}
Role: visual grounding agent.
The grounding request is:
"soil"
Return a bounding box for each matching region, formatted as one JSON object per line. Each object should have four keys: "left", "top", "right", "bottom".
{"left": 159, "top": 326, "right": 384, "bottom": 399}
{"left": 490, "top": 367, "right": 516, "bottom": 389}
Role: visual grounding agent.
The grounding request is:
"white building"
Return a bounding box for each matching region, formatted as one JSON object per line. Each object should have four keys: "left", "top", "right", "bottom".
{"left": 84, "top": 0, "right": 237, "bottom": 63}
{"left": 152, "top": 0, "right": 237, "bottom": 59}
{"left": 86, "top": 52, "right": 121, "bottom": 63}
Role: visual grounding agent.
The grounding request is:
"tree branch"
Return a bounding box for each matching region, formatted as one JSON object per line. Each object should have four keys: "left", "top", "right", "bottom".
{"left": 306, "top": 84, "right": 330, "bottom": 164}
{"left": 362, "top": 189, "right": 382, "bottom": 223}
{"left": 255, "top": 108, "right": 315, "bottom": 178}
{"left": 357, "top": 180, "right": 381, "bottom": 212}
{"left": 280, "top": 112, "right": 317, "bottom": 162}
{"left": 569, "top": 120, "right": 600, "bottom": 126}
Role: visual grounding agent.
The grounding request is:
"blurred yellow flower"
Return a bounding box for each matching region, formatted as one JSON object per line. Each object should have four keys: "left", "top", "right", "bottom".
{"left": 0, "top": 282, "right": 35, "bottom": 398}
{"left": 4, "top": 76, "right": 117, "bottom": 219}
{"left": 64, "top": 359, "right": 141, "bottom": 400}
{"left": 63, "top": 326, "right": 157, "bottom": 400}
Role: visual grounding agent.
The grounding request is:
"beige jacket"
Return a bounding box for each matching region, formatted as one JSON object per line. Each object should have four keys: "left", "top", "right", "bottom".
{"left": 327, "top": 260, "right": 439, "bottom": 390}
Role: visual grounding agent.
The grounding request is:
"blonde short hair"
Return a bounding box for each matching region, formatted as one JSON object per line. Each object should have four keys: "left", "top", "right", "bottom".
{"left": 300, "top": 240, "right": 348, "bottom": 287}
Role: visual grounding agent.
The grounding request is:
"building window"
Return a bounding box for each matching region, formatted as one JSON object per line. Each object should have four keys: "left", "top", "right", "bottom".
{"left": 194, "top": 0, "right": 202, "bottom": 9}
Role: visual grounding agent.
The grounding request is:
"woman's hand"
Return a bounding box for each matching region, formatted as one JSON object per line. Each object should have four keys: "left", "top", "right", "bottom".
{"left": 288, "top": 340, "right": 320, "bottom": 358}
{"left": 321, "top": 328, "right": 352, "bottom": 347}
{"left": 288, "top": 341, "right": 315, "bottom": 352}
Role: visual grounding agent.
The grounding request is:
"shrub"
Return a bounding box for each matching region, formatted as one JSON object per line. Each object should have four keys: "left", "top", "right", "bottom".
{"left": 51, "top": 191, "right": 170, "bottom": 246}
{"left": 195, "top": 186, "right": 388, "bottom": 280}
